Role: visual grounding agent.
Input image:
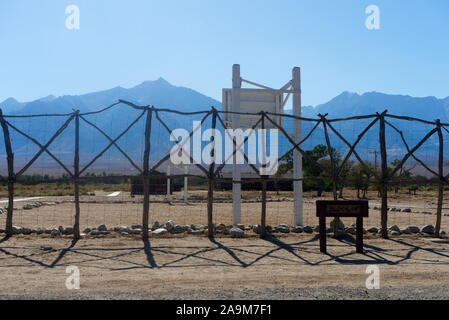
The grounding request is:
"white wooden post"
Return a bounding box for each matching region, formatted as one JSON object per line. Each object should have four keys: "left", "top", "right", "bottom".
{"left": 292, "top": 67, "right": 303, "bottom": 226}
{"left": 232, "top": 64, "right": 242, "bottom": 225}
{"left": 184, "top": 165, "right": 188, "bottom": 203}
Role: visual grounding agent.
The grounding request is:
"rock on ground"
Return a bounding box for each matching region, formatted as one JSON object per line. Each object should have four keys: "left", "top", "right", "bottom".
{"left": 276, "top": 224, "right": 290, "bottom": 234}
{"left": 165, "top": 221, "right": 175, "bottom": 231}
{"left": 421, "top": 225, "right": 435, "bottom": 234}
{"left": 303, "top": 226, "right": 314, "bottom": 234}
{"left": 230, "top": 227, "right": 244, "bottom": 238}
{"left": 172, "top": 225, "right": 187, "bottom": 234}
{"left": 330, "top": 219, "right": 345, "bottom": 230}
{"left": 405, "top": 226, "right": 420, "bottom": 234}
{"left": 153, "top": 228, "right": 168, "bottom": 236}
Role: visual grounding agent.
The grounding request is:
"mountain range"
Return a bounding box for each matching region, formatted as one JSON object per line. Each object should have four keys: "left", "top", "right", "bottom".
{"left": 0, "top": 78, "right": 447, "bottom": 175}
{"left": 301, "top": 91, "right": 449, "bottom": 121}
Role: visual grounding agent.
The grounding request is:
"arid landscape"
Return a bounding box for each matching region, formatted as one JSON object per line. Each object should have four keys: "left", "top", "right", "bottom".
{"left": 1, "top": 189, "right": 448, "bottom": 299}
{"left": 0, "top": 234, "right": 448, "bottom": 299}
{"left": 1, "top": 189, "right": 447, "bottom": 233}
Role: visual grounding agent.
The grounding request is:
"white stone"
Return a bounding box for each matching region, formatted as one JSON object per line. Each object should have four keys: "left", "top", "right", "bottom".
{"left": 153, "top": 228, "right": 168, "bottom": 235}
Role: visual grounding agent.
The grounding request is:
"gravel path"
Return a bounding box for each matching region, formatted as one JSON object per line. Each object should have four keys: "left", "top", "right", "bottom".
{"left": 1, "top": 286, "right": 448, "bottom": 300}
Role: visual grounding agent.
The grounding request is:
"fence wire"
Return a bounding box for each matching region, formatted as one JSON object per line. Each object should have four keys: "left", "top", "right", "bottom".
{"left": 0, "top": 100, "right": 447, "bottom": 238}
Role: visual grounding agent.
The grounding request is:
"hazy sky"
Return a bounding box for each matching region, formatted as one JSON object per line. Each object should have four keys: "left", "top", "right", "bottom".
{"left": 0, "top": 0, "right": 448, "bottom": 107}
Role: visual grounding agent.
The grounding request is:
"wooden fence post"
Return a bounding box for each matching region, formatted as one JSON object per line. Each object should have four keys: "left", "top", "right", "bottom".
{"left": 207, "top": 108, "right": 217, "bottom": 237}
{"left": 435, "top": 119, "right": 443, "bottom": 237}
{"left": 379, "top": 111, "right": 389, "bottom": 239}
{"left": 73, "top": 111, "right": 81, "bottom": 239}
{"left": 142, "top": 107, "right": 153, "bottom": 240}
{"left": 321, "top": 115, "right": 339, "bottom": 236}
{"left": 260, "top": 113, "right": 267, "bottom": 238}
{"left": 0, "top": 109, "right": 14, "bottom": 236}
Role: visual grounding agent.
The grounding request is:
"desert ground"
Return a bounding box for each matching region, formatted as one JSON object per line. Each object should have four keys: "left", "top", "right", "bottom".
{"left": 1, "top": 189, "right": 448, "bottom": 232}
{"left": 0, "top": 234, "right": 449, "bottom": 299}
{"left": 0, "top": 189, "right": 449, "bottom": 299}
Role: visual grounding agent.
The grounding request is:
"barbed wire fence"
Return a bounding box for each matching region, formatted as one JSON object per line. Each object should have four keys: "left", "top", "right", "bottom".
{"left": 0, "top": 99, "right": 448, "bottom": 239}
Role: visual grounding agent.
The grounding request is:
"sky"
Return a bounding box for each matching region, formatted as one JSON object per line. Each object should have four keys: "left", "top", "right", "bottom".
{"left": 0, "top": 0, "right": 448, "bottom": 107}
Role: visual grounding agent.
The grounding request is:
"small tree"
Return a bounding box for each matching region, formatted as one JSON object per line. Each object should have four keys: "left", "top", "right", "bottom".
{"left": 390, "top": 159, "right": 415, "bottom": 194}
{"left": 276, "top": 144, "right": 335, "bottom": 196}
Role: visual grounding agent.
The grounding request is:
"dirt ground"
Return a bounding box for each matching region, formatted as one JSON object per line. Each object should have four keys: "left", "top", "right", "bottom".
{"left": 0, "top": 189, "right": 448, "bottom": 232}
{"left": 0, "top": 233, "right": 449, "bottom": 299}
{"left": 1, "top": 189, "right": 449, "bottom": 300}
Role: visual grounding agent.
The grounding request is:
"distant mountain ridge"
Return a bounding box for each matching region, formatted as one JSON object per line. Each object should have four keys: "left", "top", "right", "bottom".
{"left": 0, "top": 77, "right": 220, "bottom": 115}
{"left": 3, "top": 81, "right": 448, "bottom": 121}
{"left": 0, "top": 80, "right": 447, "bottom": 174}
{"left": 300, "top": 91, "right": 449, "bottom": 122}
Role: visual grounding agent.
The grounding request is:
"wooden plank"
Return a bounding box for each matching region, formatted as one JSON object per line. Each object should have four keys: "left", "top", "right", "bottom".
{"left": 316, "top": 200, "right": 369, "bottom": 218}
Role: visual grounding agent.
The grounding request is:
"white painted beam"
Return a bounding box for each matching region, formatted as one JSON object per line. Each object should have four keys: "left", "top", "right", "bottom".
{"left": 292, "top": 67, "right": 303, "bottom": 226}
{"left": 232, "top": 64, "right": 242, "bottom": 225}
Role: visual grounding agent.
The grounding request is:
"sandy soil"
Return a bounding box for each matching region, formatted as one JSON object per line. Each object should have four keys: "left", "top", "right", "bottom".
{"left": 0, "top": 233, "right": 448, "bottom": 299}
{"left": 1, "top": 189, "right": 448, "bottom": 299}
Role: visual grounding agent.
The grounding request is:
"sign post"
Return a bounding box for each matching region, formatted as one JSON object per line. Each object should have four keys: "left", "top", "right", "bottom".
{"left": 316, "top": 200, "right": 369, "bottom": 254}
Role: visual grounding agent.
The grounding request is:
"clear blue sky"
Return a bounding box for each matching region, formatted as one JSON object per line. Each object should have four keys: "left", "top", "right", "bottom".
{"left": 0, "top": 0, "right": 448, "bottom": 107}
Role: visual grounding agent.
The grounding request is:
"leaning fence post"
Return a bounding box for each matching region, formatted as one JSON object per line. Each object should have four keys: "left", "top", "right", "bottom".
{"left": 321, "top": 115, "right": 339, "bottom": 237}
{"left": 379, "top": 111, "right": 389, "bottom": 239}
{"left": 73, "top": 111, "right": 81, "bottom": 239}
{"left": 435, "top": 119, "right": 443, "bottom": 237}
{"left": 207, "top": 108, "right": 217, "bottom": 237}
{"left": 0, "top": 109, "right": 14, "bottom": 236}
{"left": 142, "top": 107, "right": 153, "bottom": 240}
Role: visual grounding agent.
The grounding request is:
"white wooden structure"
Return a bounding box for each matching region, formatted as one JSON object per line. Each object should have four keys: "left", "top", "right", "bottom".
{"left": 222, "top": 89, "right": 284, "bottom": 129}
{"left": 224, "top": 65, "right": 303, "bottom": 226}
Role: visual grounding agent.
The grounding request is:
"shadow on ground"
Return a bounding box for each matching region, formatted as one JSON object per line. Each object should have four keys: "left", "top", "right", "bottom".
{"left": 0, "top": 234, "right": 448, "bottom": 270}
